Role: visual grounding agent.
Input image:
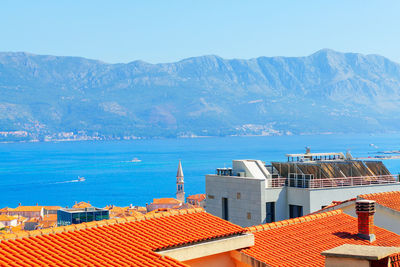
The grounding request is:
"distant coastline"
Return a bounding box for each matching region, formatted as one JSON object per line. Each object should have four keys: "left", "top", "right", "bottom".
{"left": 2, "top": 130, "right": 400, "bottom": 144}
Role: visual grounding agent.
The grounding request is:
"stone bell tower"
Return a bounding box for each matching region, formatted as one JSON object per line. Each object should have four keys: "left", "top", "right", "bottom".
{"left": 176, "top": 160, "right": 185, "bottom": 202}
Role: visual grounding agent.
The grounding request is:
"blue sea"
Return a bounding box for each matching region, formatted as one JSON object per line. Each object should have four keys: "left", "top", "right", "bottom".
{"left": 1, "top": 134, "right": 400, "bottom": 208}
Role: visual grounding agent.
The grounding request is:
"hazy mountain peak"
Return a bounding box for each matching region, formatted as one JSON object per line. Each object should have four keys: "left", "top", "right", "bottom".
{"left": 1, "top": 49, "right": 400, "bottom": 140}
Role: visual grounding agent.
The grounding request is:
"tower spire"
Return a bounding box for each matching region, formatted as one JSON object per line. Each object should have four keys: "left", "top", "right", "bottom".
{"left": 177, "top": 160, "right": 184, "bottom": 178}
{"left": 176, "top": 160, "right": 185, "bottom": 203}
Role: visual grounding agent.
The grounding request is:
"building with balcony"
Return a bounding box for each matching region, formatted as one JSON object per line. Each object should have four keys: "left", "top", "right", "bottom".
{"left": 206, "top": 150, "right": 400, "bottom": 227}
{"left": 57, "top": 207, "right": 109, "bottom": 226}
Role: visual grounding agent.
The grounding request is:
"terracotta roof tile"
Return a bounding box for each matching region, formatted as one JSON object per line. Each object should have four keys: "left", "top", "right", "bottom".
{"left": 0, "top": 215, "right": 18, "bottom": 221}
{"left": 360, "top": 191, "right": 400, "bottom": 212}
{"left": 12, "top": 206, "right": 43, "bottom": 212}
{"left": 72, "top": 201, "right": 92, "bottom": 209}
{"left": 186, "top": 194, "right": 206, "bottom": 202}
{"left": 152, "top": 198, "right": 182, "bottom": 204}
{"left": 0, "top": 208, "right": 244, "bottom": 266}
{"left": 241, "top": 210, "right": 400, "bottom": 267}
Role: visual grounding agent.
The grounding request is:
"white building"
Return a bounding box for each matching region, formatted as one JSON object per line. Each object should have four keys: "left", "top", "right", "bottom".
{"left": 0, "top": 215, "right": 18, "bottom": 227}
{"left": 206, "top": 150, "right": 400, "bottom": 227}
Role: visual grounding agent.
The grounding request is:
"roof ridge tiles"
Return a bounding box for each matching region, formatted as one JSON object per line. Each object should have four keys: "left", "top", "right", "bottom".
{"left": 0, "top": 207, "right": 204, "bottom": 242}
{"left": 246, "top": 209, "right": 343, "bottom": 233}
{"left": 360, "top": 191, "right": 397, "bottom": 198}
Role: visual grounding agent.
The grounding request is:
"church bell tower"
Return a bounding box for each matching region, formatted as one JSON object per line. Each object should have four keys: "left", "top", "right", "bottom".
{"left": 176, "top": 160, "right": 185, "bottom": 202}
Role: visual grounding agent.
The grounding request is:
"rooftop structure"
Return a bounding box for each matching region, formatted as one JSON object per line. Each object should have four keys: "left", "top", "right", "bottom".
{"left": 206, "top": 149, "right": 400, "bottom": 227}
{"left": 57, "top": 207, "right": 109, "bottom": 226}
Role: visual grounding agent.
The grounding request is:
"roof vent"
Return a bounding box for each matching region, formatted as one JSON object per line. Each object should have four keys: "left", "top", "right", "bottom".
{"left": 356, "top": 200, "right": 376, "bottom": 242}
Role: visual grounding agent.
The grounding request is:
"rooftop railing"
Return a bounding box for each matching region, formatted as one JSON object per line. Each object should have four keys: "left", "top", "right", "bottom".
{"left": 267, "top": 174, "right": 399, "bottom": 189}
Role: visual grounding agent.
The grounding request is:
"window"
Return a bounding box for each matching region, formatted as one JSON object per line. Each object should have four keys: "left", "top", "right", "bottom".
{"left": 208, "top": 195, "right": 215, "bottom": 199}
{"left": 222, "top": 197, "right": 229, "bottom": 220}
{"left": 289, "top": 205, "right": 303, "bottom": 218}
{"left": 266, "top": 202, "right": 275, "bottom": 223}
{"left": 237, "top": 192, "right": 241, "bottom": 199}
{"left": 247, "top": 212, "right": 251, "bottom": 220}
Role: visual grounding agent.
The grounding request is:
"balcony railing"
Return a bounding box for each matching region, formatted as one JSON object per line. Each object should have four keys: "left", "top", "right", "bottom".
{"left": 267, "top": 174, "right": 399, "bottom": 189}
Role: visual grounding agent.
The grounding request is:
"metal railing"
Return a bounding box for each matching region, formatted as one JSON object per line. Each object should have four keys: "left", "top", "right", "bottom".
{"left": 266, "top": 174, "right": 399, "bottom": 189}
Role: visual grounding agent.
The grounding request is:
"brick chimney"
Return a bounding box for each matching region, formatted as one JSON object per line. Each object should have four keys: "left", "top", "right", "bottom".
{"left": 356, "top": 199, "right": 376, "bottom": 242}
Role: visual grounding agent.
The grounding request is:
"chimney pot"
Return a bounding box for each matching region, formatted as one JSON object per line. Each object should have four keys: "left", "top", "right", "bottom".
{"left": 356, "top": 199, "right": 376, "bottom": 242}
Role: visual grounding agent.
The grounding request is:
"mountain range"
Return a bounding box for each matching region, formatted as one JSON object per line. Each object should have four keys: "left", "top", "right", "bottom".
{"left": 1, "top": 49, "right": 400, "bottom": 141}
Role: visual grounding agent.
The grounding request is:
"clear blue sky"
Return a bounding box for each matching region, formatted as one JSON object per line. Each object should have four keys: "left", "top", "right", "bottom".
{"left": 1, "top": 1, "right": 399, "bottom": 63}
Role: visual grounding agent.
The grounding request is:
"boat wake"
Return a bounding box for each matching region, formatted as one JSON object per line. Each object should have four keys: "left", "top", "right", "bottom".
{"left": 52, "top": 179, "right": 80, "bottom": 184}
{"left": 52, "top": 177, "right": 85, "bottom": 184}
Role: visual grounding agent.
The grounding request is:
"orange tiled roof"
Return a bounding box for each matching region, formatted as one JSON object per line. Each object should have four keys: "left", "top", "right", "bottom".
{"left": 187, "top": 194, "right": 206, "bottom": 202}
{"left": 72, "top": 201, "right": 92, "bottom": 209}
{"left": 360, "top": 191, "right": 400, "bottom": 212}
{"left": 10, "top": 225, "right": 23, "bottom": 233}
{"left": 0, "top": 207, "right": 13, "bottom": 213}
{"left": 0, "top": 215, "right": 17, "bottom": 221}
{"left": 26, "top": 217, "right": 39, "bottom": 223}
{"left": 0, "top": 208, "right": 244, "bottom": 266}
{"left": 39, "top": 214, "right": 57, "bottom": 228}
{"left": 42, "top": 214, "right": 57, "bottom": 221}
{"left": 152, "top": 198, "right": 182, "bottom": 204}
{"left": 241, "top": 210, "right": 400, "bottom": 267}
{"left": 12, "top": 206, "right": 43, "bottom": 212}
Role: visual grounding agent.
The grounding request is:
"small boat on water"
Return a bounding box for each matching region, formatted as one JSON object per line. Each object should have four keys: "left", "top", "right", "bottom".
{"left": 78, "top": 176, "right": 86, "bottom": 182}
{"left": 130, "top": 158, "right": 142, "bottom": 163}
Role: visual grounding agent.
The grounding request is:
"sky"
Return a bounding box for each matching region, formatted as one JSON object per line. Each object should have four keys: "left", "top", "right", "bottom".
{"left": 1, "top": 1, "right": 399, "bottom": 64}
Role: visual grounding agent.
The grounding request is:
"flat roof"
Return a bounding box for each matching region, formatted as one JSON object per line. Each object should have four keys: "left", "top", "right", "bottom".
{"left": 286, "top": 152, "right": 344, "bottom": 157}
{"left": 59, "top": 208, "right": 107, "bottom": 213}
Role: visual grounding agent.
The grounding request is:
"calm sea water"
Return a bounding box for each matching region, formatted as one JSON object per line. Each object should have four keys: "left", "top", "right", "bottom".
{"left": 1, "top": 134, "right": 400, "bottom": 208}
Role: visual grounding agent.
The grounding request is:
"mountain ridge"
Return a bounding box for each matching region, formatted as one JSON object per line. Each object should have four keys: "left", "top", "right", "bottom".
{"left": 1, "top": 49, "right": 400, "bottom": 141}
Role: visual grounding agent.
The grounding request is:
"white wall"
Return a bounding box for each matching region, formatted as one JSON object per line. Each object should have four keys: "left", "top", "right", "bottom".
{"left": 309, "top": 184, "right": 400, "bottom": 213}
{"left": 265, "top": 187, "right": 287, "bottom": 221}
{"left": 206, "top": 175, "right": 265, "bottom": 227}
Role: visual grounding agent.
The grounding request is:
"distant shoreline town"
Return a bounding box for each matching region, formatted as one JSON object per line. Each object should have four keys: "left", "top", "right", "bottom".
{"left": 1, "top": 129, "right": 391, "bottom": 143}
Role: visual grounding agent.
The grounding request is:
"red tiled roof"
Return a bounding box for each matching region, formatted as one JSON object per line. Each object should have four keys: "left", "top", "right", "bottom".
{"left": 0, "top": 215, "right": 17, "bottom": 221}
{"left": 241, "top": 210, "right": 400, "bottom": 267}
{"left": 0, "top": 208, "right": 245, "bottom": 266}
{"left": 152, "top": 198, "right": 182, "bottom": 204}
{"left": 13, "top": 206, "right": 43, "bottom": 212}
{"left": 187, "top": 194, "right": 206, "bottom": 202}
{"left": 360, "top": 191, "right": 400, "bottom": 212}
{"left": 72, "top": 201, "right": 91, "bottom": 209}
